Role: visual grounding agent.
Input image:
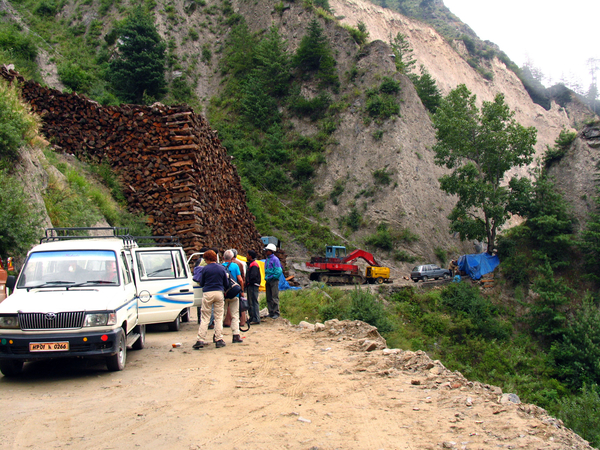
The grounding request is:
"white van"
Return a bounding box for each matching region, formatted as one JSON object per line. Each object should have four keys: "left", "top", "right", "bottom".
{"left": 0, "top": 228, "right": 201, "bottom": 377}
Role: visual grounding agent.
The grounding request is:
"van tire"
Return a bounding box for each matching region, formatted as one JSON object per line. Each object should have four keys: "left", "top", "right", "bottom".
{"left": 168, "top": 314, "right": 180, "bottom": 332}
{"left": 0, "top": 360, "right": 24, "bottom": 377}
{"left": 132, "top": 324, "right": 146, "bottom": 350}
{"left": 106, "top": 331, "right": 126, "bottom": 371}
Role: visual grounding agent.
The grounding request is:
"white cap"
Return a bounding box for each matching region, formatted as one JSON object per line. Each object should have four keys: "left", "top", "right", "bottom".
{"left": 264, "top": 243, "right": 277, "bottom": 252}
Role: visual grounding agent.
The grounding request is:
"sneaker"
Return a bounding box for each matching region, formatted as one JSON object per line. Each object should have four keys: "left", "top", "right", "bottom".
{"left": 232, "top": 335, "right": 243, "bottom": 343}
{"left": 192, "top": 340, "right": 207, "bottom": 349}
{"left": 250, "top": 321, "right": 260, "bottom": 325}
{"left": 208, "top": 324, "right": 214, "bottom": 329}
{"left": 271, "top": 314, "right": 280, "bottom": 319}
{"left": 215, "top": 339, "right": 226, "bottom": 348}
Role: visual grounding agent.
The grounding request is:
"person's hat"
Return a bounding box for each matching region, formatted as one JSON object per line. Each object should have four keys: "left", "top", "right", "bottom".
{"left": 264, "top": 243, "right": 277, "bottom": 252}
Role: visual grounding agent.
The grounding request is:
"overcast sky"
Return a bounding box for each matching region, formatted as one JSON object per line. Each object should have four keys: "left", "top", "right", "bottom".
{"left": 442, "top": 0, "right": 599, "bottom": 92}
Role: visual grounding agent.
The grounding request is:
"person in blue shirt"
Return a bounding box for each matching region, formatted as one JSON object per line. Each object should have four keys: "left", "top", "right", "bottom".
{"left": 264, "top": 243, "right": 283, "bottom": 319}
{"left": 222, "top": 249, "right": 244, "bottom": 343}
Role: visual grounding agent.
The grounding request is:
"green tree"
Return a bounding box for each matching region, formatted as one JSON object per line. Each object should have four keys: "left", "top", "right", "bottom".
{"left": 409, "top": 65, "right": 441, "bottom": 113}
{"left": 507, "top": 169, "right": 574, "bottom": 267}
{"left": 108, "top": 7, "right": 166, "bottom": 104}
{"left": 550, "top": 296, "right": 600, "bottom": 389}
{"left": 390, "top": 32, "right": 416, "bottom": 74}
{"left": 293, "top": 19, "right": 338, "bottom": 89}
{"left": 432, "top": 84, "right": 537, "bottom": 252}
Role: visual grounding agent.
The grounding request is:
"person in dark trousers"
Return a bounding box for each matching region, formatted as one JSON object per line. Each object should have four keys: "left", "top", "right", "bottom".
{"left": 194, "top": 250, "right": 227, "bottom": 349}
{"left": 245, "top": 250, "right": 262, "bottom": 325}
{"left": 263, "top": 243, "right": 283, "bottom": 319}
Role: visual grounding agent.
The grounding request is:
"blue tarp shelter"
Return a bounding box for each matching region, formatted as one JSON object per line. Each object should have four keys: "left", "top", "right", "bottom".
{"left": 457, "top": 253, "right": 500, "bottom": 280}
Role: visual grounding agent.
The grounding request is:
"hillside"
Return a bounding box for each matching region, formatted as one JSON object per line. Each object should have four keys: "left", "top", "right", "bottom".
{"left": 2, "top": 0, "right": 598, "bottom": 271}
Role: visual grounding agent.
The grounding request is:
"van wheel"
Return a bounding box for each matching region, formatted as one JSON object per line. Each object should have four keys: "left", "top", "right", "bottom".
{"left": 181, "top": 308, "right": 190, "bottom": 323}
{"left": 0, "top": 360, "right": 24, "bottom": 377}
{"left": 132, "top": 324, "right": 146, "bottom": 350}
{"left": 168, "top": 314, "right": 181, "bottom": 332}
{"left": 422, "top": 276, "right": 429, "bottom": 282}
{"left": 443, "top": 273, "right": 450, "bottom": 280}
{"left": 106, "top": 331, "right": 126, "bottom": 371}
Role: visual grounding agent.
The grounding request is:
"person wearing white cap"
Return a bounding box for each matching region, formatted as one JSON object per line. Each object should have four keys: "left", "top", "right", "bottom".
{"left": 263, "top": 243, "right": 282, "bottom": 319}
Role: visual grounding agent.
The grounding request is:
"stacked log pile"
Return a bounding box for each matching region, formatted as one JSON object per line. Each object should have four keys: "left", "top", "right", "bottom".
{"left": 1, "top": 66, "right": 264, "bottom": 256}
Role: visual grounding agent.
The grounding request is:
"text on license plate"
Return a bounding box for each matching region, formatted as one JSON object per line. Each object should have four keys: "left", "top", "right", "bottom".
{"left": 29, "top": 342, "right": 69, "bottom": 352}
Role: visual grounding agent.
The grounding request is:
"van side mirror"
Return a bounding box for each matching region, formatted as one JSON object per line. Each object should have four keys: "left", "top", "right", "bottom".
{"left": 6, "top": 275, "right": 16, "bottom": 292}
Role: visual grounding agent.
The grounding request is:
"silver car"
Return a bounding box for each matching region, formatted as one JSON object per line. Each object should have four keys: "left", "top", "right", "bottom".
{"left": 410, "top": 264, "right": 451, "bottom": 282}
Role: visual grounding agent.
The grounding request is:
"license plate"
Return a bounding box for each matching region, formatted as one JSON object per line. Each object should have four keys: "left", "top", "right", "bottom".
{"left": 29, "top": 342, "right": 69, "bottom": 352}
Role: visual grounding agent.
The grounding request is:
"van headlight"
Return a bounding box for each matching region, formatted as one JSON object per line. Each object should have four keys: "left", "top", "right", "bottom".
{"left": 84, "top": 312, "right": 117, "bottom": 327}
{"left": 0, "top": 315, "right": 20, "bottom": 329}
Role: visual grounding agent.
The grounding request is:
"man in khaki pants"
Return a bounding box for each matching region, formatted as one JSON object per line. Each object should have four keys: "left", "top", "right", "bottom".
{"left": 194, "top": 250, "right": 228, "bottom": 349}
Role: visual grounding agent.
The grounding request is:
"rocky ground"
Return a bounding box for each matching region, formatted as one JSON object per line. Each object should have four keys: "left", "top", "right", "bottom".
{"left": 1, "top": 311, "right": 593, "bottom": 450}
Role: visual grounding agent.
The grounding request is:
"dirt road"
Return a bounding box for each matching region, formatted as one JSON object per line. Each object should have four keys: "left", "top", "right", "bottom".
{"left": 1, "top": 312, "right": 593, "bottom": 450}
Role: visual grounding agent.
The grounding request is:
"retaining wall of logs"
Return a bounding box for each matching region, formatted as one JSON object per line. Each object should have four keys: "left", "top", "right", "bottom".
{"left": 1, "top": 66, "right": 265, "bottom": 257}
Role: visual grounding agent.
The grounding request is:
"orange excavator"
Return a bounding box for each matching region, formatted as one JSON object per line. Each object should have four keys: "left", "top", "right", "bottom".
{"left": 306, "top": 246, "right": 392, "bottom": 285}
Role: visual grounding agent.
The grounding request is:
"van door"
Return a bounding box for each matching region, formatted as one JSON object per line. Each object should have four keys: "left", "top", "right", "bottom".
{"left": 186, "top": 252, "right": 205, "bottom": 308}
{"left": 131, "top": 248, "right": 195, "bottom": 325}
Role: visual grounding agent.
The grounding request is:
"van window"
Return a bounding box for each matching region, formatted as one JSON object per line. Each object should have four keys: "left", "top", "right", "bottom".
{"left": 136, "top": 250, "right": 187, "bottom": 280}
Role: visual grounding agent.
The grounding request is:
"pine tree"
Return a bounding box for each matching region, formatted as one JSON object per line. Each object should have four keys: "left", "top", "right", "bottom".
{"left": 390, "top": 32, "right": 416, "bottom": 74}
{"left": 108, "top": 7, "right": 166, "bottom": 104}
{"left": 293, "top": 20, "right": 338, "bottom": 88}
{"left": 409, "top": 65, "right": 441, "bottom": 113}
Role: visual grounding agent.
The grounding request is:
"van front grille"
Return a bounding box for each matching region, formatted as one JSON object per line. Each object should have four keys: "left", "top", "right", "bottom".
{"left": 18, "top": 312, "right": 85, "bottom": 330}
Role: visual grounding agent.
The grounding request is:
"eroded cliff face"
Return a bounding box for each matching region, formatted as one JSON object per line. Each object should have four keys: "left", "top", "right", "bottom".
{"left": 331, "top": 0, "right": 587, "bottom": 156}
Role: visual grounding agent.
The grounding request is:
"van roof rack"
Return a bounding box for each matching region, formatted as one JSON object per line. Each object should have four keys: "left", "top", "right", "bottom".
{"left": 131, "top": 236, "right": 182, "bottom": 247}
{"left": 40, "top": 228, "right": 181, "bottom": 248}
{"left": 41, "top": 227, "right": 136, "bottom": 248}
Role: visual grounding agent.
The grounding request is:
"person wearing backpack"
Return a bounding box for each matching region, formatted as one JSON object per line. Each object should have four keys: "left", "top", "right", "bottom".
{"left": 222, "top": 249, "right": 244, "bottom": 343}
{"left": 194, "top": 250, "right": 228, "bottom": 349}
{"left": 245, "top": 250, "right": 262, "bottom": 325}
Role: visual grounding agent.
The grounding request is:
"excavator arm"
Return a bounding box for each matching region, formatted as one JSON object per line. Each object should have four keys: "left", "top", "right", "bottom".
{"left": 342, "top": 249, "right": 380, "bottom": 266}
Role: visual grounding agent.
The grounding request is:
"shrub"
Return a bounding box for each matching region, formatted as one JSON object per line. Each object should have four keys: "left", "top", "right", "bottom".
{"left": 289, "top": 92, "right": 331, "bottom": 121}
{"left": 393, "top": 249, "right": 417, "bottom": 263}
{"left": 379, "top": 76, "right": 400, "bottom": 94}
{"left": 434, "top": 246, "right": 448, "bottom": 266}
{"left": 349, "top": 288, "right": 393, "bottom": 332}
{"left": 0, "top": 169, "right": 43, "bottom": 259}
{"left": 0, "top": 79, "right": 40, "bottom": 163}
{"left": 372, "top": 129, "right": 384, "bottom": 141}
{"left": 364, "top": 223, "right": 393, "bottom": 250}
{"left": 372, "top": 168, "right": 392, "bottom": 185}
{"left": 556, "top": 384, "right": 600, "bottom": 448}
{"left": 440, "top": 283, "right": 510, "bottom": 340}
{"left": 58, "top": 62, "right": 93, "bottom": 93}
{"left": 365, "top": 91, "right": 399, "bottom": 119}
{"left": 342, "top": 21, "right": 369, "bottom": 46}
{"left": 343, "top": 207, "right": 362, "bottom": 231}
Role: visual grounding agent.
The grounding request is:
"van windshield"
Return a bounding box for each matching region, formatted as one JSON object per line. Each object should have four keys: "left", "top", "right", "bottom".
{"left": 17, "top": 250, "right": 119, "bottom": 288}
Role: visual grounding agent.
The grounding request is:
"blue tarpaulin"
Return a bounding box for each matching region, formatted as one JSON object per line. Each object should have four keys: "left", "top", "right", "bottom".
{"left": 457, "top": 253, "right": 500, "bottom": 280}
